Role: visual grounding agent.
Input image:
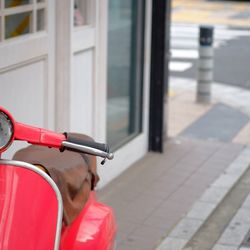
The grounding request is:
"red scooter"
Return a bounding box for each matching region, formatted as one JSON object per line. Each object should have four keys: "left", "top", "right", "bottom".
{"left": 0, "top": 106, "right": 116, "bottom": 250}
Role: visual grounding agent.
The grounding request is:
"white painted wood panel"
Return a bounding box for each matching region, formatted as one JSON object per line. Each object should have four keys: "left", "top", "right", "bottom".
{"left": 0, "top": 60, "right": 45, "bottom": 125}
{"left": 70, "top": 49, "right": 94, "bottom": 136}
{"left": 0, "top": 60, "right": 46, "bottom": 158}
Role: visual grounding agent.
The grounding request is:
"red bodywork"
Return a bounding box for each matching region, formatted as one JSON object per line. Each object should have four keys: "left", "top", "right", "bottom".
{"left": 0, "top": 164, "right": 59, "bottom": 249}
{"left": 0, "top": 164, "right": 116, "bottom": 250}
{"left": 60, "top": 192, "right": 116, "bottom": 250}
{"left": 0, "top": 106, "right": 117, "bottom": 250}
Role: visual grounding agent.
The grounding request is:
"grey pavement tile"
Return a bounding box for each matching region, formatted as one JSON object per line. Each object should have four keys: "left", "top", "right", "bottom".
{"left": 143, "top": 213, "right": 181, "bottom": 231}
{"left": 202, "top": 158, "right": 232, "bottom": 171}
{"left": 186, "top": 201, "right": 216, "bottom": 220}
{"left": 169, "top": 185, "right": 204, "bottom": 204}
{"left": 166, "top": 166, "right": 193, "bottom": 176}
{"left": 158, "top": 168, "right": 191, "bottom": 184}
{"left": 98, "top": 136, "right": 248, "bottom": 250}
{"left": 180, "top": 103, "right": 249, "bottom": 142}
{"left": 127, "top": 193, "right": 164, "bottom": 210}
{"left": 225, "top": 160, "right": 250, "bottom": 177}
{"left": 211, "top": 173, "right": 239, "bottom": 188}
{"left": 156, "top": 237, "right": 188, "bottom": 250}
{"left": 196, "top": 165, "right": 225, "bottom": 178}
{"left": 118, "top": 241, "right": 153, "bottom": 250}
{"left": 153, "top": 200, "right": 189, "bottom": 218}
{"left": 169, "top": 217, "right": 203, "bottom": 240}
{"left": 212, "top": 244, "right": 238, "bottom": 250}
{"left": 114, "top": 206, "right": 150, "bottom": 223}
{"left": 200, "top": 186, "right": 228, "bottom": 204}
{"left": 120, "top": 233, "right": 162, "bottom": 250}
{"left": 217, "top": 203, "right": 250, "bottom": 247}
{"left": 233, "top": 208, "right": 250, "bottom": 224}
{"left": 242, "top": 194, "right": 250, "bottom": 209}
{"left": 143, "top": 180, "right": 180, "bottom": 199}
{"left": 217, "top": 222, "right": 250, "bottom": 247}
{"left": 183, "top": 173, "right": 215, "bottom": 189}
{"left": 116, "top": 218, "right": 139, "bottom": 235}
{"left": 174, "top": 161, "right": 201, "bottom": 174}
{"left": 129, "top": 224, "right": 166, "bottom": 246}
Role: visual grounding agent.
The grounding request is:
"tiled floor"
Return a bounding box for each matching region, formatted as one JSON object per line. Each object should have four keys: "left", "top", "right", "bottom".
{"left": 97, "top": 77, "right": 249, "bottom": 249}
{"left": 97, "top": 138, "right": 244, "bottom": 250}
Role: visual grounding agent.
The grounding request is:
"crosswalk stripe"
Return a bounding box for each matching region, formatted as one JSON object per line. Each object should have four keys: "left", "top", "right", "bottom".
{"left": 169, "top": 62, "right": 193, "bottom": 72}
{"left": 171, "top": 39, "right": 224, "bottom": 49}
{"left": 171, "top": 26, "right": 250, "bottom": 37}
{"left": 171, "top": 31, "right": 236, "bottom": 40}
{"left": 171, "top": 49, "right": 198, "bottom": 59}
{"left": 169, "top": 24, "right": 249, "bottom": 73}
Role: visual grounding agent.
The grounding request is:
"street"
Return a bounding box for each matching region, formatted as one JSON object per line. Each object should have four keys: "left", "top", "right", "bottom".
{"left": 170, "top": 0, "right": 250, "bottom": 89}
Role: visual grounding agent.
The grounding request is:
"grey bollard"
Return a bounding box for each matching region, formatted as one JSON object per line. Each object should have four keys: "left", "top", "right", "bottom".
{"left": 196, "top": 26, "right": 214, "bottom": 103}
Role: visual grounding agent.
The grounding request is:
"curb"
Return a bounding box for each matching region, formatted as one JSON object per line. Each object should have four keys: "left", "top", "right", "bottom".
{"left": 156, "top": 146, "right": 250, "bottom": 250}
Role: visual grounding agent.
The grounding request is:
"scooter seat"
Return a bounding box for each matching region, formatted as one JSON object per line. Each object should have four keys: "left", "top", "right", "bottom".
{"left": 13, "top": 133, "right": 99, "bottom": 225}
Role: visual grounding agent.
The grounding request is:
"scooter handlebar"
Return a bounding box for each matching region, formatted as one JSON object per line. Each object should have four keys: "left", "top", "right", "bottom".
{"left": 62, "top": 133, "right": 114, "bottom": 161}
{"left": 65, "top": 133, "right": 109, "bottom": 152}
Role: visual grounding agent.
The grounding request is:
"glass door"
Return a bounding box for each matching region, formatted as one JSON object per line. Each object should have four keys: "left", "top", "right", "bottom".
{"left": 107, "top": 0, "right": 145, "bottom": 150}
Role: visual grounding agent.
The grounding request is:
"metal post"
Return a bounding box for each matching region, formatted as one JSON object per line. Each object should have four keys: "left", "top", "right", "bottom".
{"left": 197, "top": 25, "right": 214, "bottom": 103}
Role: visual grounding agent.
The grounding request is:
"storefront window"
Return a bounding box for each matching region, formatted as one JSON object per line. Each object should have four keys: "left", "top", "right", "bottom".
{"left": 0, "top": 0, "right": 47, "bottom": 41}
{"left": 107, "top": 0, "right": 145, "bottom": 149}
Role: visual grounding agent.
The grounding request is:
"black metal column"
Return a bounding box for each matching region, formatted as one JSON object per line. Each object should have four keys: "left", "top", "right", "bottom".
{"left": 149, "top": 0, "right": 171, "bottom": 152}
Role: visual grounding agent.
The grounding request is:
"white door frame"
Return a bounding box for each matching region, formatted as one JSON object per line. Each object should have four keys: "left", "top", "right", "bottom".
{"left": 97, "top": 0, "right": 152, "bottom": 188}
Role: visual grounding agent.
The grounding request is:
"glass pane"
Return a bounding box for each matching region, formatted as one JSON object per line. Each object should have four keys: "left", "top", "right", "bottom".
{"left": 5, "top": 12, "right": 32, "bottom": 39}
{"left": 107, "top": 0, "right": 143, "bottom": 149}
{"left": 74, "top": 0, "right": 89, "bottom": 26}
{"left": 5, "top": 0, "right": 31, "bottom": 8}
{"left": 0, "top": 20, "right": 2, "bottom": 41}
{"left": 37, "top": 8, "right": 45, "bottom": 31}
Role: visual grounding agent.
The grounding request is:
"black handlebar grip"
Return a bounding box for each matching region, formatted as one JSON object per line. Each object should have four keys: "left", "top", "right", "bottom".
{"left": 65, "top": 133, "right": 110, "bottom": 153}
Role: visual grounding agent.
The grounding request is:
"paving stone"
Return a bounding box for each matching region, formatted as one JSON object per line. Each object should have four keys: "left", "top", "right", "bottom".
{"left": 200, "top": 186, "right": 228, "bottom": 204}
{"left": 186, "top": 201, "right": 216, "bottom": 220}
{"left": 242, "top": 194, "right": 250, "bottom": 209}
{"left": 212, "top": 244, "right": 238, "bottom": 250}
{"left": 218, "top": 222, "right": 250, "bottom": 246}
{"left": 156, "top": 237, "right": 188, "bottom": 250}
{"left": 143, "top": 213, "right": 181, "bottom": 231}
{"left": 212, "top": 173, "right": 239, "bottom": 188}
{"left": 170, "top": 218, "right": 203, "bottom": 240}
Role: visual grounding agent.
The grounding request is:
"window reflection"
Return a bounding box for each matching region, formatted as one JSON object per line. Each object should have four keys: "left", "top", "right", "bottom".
{"left": 107, "top": 0, "right": 143, "bottom": 149}
{"left": 5, "top": 0, "right": 30, "bottom": 8}
{"left": 5, "top": 12, "right": 32, "bottom": 39}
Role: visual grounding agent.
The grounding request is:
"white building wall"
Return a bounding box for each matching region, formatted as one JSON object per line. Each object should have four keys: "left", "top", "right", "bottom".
{"left": 0, "top": 0, "right": 152, "bottom": 187}
{"left": 0, "top": 1, "right": 55, "bottom": 158}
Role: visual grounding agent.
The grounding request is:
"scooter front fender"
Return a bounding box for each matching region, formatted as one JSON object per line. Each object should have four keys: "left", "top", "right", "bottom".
{"left": 60, "top": 192, "right": 116, "bottom": 250}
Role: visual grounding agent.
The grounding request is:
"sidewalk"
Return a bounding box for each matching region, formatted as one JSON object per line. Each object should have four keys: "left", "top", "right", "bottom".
{"left": 97, "top": 77, "right": 250, "bottom": 250}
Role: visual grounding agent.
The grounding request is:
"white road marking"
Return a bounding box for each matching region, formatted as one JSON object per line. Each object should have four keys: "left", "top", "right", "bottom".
{"left": 171, "top": 39, "right": 224, "bottom": 49}
{"left": 169, "top": 24, "right": 249, "bottom": 73}
{"left": 169, "top": 62, "right": 193, "bottom": 72}
{"left": 171, "top": 49, "right": 198, "bottom": 59}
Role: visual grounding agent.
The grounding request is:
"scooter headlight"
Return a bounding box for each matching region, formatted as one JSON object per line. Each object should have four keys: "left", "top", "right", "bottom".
{"left": 0, "top": 110, "right": 14, "bottom": 152}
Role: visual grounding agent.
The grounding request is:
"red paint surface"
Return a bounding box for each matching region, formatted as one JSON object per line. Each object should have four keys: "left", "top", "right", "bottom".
{"left": 0, "top": 165, "right": 59, "bottom": 250}
{"left": 0, "top": 106, "right": 117, "bottom": 249}
{"left": 60, "top": 192, "right": 117, "bottom": 250}
{"left": 15, "top": 122, "right": 66, "bottom": 148}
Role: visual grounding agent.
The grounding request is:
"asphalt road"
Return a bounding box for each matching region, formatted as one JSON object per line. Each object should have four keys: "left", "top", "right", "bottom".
{"left": 170, "top": 28, "right": 250, "bottom": 90}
